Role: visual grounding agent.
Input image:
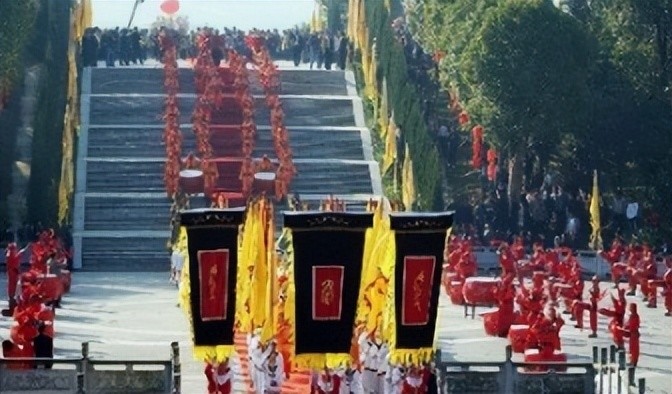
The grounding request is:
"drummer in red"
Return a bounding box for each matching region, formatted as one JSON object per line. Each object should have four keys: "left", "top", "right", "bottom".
{"left": 616, "top": 303, "right": 640, "bottom": 366}
{"left": 497, "top": 244, "right": 516, "bottom": 278}
{"left": 5, "top": 243, "right": 30, "bottom": 313}
{"left": 599, "top": 288, "right": 627, "bottom": 349}
{"left": 599, "top": 238, "right": 626, "bottom": 288}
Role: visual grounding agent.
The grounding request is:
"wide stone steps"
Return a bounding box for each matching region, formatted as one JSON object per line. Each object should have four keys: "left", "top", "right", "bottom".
{"left": 87, "top": 127, "right": 366, "bottom": 160}
{"left": 83, "top": 197, "right": 171, "bottom": 231}
{"left": 85, "top": 160, "right": 374, "bottom": 195}
{"left": 90, "top": 68, "right": 348, "bottom": 96}
{"left": 80, "top": 236, "right": 170, "bottom": 271}
{"left": 88, "top": 96, "right": 356, "bottom": 127}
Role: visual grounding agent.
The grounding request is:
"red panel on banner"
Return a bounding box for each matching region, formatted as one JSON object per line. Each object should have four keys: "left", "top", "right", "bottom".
{"left": 312, "top": 266, "right": 345, "bottom": 321}
{"left": 402, "top": 256, "right": 436, "bottom": 326}
{"left": 198, "top": 249, "right": 230, "bottom": 321}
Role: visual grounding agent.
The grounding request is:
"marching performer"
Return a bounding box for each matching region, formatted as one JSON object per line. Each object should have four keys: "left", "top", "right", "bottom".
{"left": 617, "top": 303, "right": 641, "bottom": 366}
{"left": 337, "top": 365, "right": 363, "bottom": 394}
{"left": 316, "top": 367, "right": 340, "bottom": 394}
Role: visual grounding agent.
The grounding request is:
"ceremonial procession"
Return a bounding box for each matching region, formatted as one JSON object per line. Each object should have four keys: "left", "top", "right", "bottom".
{"left": 1, "top": 0, "right": 671, "bottom": 393}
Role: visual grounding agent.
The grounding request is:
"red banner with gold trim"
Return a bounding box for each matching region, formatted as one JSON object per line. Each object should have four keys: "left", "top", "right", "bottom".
{"left": 198, "top": 249, "right": 230, "bottom": 321}
{"left": 312, "top": 266, "right": 345, "bottom": 321}
{"left": 401, "top": 256, "right": 436, "bottom": 326}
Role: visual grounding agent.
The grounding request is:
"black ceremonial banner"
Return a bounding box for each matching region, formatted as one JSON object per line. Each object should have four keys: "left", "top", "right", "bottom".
{"left": 390, "top": 212, "right": 453, "bottom": 350}
{"left": 180, "top": 208, "right": 245, "bottom": 346}
{"left": 284, "top": 211, "right": 373, "bottom": 357}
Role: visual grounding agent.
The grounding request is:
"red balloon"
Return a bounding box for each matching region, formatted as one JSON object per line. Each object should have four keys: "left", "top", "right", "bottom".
{"left": 160, "top": 0, "right": 180, "bottom": 15}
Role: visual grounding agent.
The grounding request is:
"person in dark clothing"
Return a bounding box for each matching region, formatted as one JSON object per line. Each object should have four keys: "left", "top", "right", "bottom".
{"left": 292, "top": 31, "right": 303, "bottom": 67}
{"left": 337, "top": 32, "right": 348, "bottom": 70}
{"left": 81, "top": 29, "right": 99, "bottom": 67}
{"left": 33, "top": 322, "right": 54, "bottom": 369}
{"left": 129, "top": 27, "right": 143, "bottom": 65}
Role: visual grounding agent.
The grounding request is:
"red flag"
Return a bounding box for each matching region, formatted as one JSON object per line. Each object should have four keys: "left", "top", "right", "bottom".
{"left": 312, "top": 266, "right": 345, "bottom": 320}
{"left": 401, "top": 256, "right": 436, "bottom": 326}
{"left": 198, "top": 249, "right": 230, "bottom": 321}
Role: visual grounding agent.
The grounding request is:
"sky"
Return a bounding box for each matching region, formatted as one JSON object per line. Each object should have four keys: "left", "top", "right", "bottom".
{"left": 91, "top": 0, "right": 315, "bottom": 31}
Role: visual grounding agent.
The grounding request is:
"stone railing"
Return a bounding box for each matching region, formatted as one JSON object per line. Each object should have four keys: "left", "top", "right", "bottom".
{"left": 0, "top": 342, "right": 180, "bottom": 394}
{"left": 435, "top": 346, "right": 595, "bottom": 394}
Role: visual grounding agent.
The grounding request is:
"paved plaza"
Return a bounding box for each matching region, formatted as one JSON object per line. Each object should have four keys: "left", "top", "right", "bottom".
{"left": 1, "top": 272, "right": 670, "bottom": 393}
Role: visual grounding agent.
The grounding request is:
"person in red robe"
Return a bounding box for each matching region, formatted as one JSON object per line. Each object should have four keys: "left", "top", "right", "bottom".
{"left": 316, "top": 367, "right": 340, "bottom": 394}
{"left": 402, "top": 366, "right": 428, "bottom": 393}
{"left": 599, "top": 288, "right": 627, "bottom": 349}
{"left": 5, "top": 243, "right": 30, "bottom": 313}
{"left": 497, "top": 244, "right": 516, "bottom": 278}
{"left": 617, "top": 303, "right": 640, "bottom": 366}
{"left": 493, "top": 274, "right": 516, "bottom": 337}
{"left": 600, "top": 238, "right": 626, "bottom": 288}
{"left": 663, "top": 259, "right": 672, "bottom": 316}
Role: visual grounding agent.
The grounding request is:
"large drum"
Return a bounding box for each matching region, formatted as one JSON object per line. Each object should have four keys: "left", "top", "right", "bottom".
{"left": 449, "top": 281, "right": 465, "bottom": 305}
{"left": 508, "top": 324, "right": 529, "bottom": 353}
{"left": 442, "top": 271, "right": 457, "bottom": 296}
{"left": 37, "top": 274, "right": 63, "bottom": 303}
{"left": 479, "top": 307, "right": 500, "bottom": 336}
{"left": 180, "top": 169, "right": 204, "bottom": 194}
{"left": 462, "top": 277, "right": 500, "bottom": 306}
{"left": 253, "top": 172, "right": 276, "bottom": 194}
{"left": 523, "top": 349, "right": 567, "bottom": 372}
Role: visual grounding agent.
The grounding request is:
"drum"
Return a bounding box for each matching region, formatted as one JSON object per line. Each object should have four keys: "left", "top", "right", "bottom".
{"left": 479, "top": 307, "right": 500, "bottom": 336}
{"left": 462, "top": 277, "right": 500, "bottom": 306}
{"left": 180, "top": 169, "right": 204, "bottom": 194}
{"left": 523, "top": 349, "right": 567, "bottom": 372}
{"left": 253, "top": 172, "right": 276, "bottom": 194}
{"left": 508, "top": 324, "right": 529, "bottom": 353}
{"left": 449, "top": 281, "right": 465, "bottom": 305}
{"left": 37, "top": 274, "right": 63, "bottom": 303}
{"left": 442, "top": 271, "right": 458, "bottom": 296}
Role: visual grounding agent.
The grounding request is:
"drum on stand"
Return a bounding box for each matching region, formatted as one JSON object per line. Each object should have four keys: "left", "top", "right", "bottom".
{"left": 253, "top": 172, "right": 276, "bottom": 194}
{"left": 462, "top": 277, "right": 500, "bottom": 306}
{"left": 180, "top": 169, "right": 204, "bottom": 194}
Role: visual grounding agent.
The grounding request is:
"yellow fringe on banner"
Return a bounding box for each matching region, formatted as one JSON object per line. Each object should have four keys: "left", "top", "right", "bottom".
{"left": 294, "top": 353, "right": 353, "bottom": 370}
{"left": 193, "top": 345, "right": 234, "bottom": 363}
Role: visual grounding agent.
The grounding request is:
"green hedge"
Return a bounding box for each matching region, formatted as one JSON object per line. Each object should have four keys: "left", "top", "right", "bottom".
{"left": 363, "top": 1, "right": 443, "bottom": 210}
{"left": 26, "top": 0, "right": 71, "bottom": 226}
{"left": 0, "top": 1, "right": 39, "bottom": 223}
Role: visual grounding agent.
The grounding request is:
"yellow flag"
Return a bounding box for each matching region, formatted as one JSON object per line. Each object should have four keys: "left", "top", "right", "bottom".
{"left": 589, "top": 170, "right": 602, "bottom": 250}
{"left": 356, "top": 0, "right": 366, "bottom": 50}
{"left": 382, "top": 112, "right": 397, "bottom": 174}
{"left": 402, "top": 144, "right": 416, "bottom": 212}
{"left": 261, "top": 202, "right": 277, "bottom": 342}
{"left": 347, "top": 0, "right": 355, "bottom": 39}
{"left": 250, "top": 200, "right": 269, "bottom": 330}
{"left": 367, "top": 42, "right": 378, "bottom": 100}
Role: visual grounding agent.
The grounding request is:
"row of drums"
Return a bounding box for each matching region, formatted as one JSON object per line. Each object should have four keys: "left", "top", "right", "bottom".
{"left": 179, "top": 169, "right": 276, "bottom": 195}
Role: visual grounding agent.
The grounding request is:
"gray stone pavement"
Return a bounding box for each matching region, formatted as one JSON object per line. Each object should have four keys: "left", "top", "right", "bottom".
{"left": 1, "top": 274, "right": 670, "bottom": 393}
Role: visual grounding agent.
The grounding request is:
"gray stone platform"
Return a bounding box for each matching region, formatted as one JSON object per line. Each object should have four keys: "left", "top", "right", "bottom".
{"left": 1, "top": 275, "right": 669, "bottom": 393}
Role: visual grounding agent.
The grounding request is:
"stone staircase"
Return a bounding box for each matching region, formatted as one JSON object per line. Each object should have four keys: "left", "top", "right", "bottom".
{"left": 73, "top": 65, "right": 381, "bottom": 271}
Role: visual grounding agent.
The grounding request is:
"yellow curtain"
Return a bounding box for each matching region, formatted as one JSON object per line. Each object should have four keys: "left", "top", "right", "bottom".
{"left": 347, "top": 0, "right": 356, "bottom": 40}
{"left": 382, "top": 112, "right": 397, "bottom": 174}
{"left": 589, "top": 170, "right": 602, "bottom": 250}
{"left": 355, "top": 0, "right": 366, "bottom": 50}
{"left": 250, "top": 199, "right": 269, "bottom": 332}
{"left": 402, "top": 144, "right": 416, "bottom": 211}
{"left": 235, "top": 202, "right": 257, "bottom": 333}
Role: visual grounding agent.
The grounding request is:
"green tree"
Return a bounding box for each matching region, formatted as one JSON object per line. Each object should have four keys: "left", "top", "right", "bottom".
{"left": 459, "top": 0, "right": 594, "bottom": 207}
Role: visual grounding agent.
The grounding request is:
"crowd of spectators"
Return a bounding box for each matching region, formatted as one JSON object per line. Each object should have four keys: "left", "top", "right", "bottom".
{"left": 80, "top": 25, "right": 348, "bottom": 70}
{"left": 385, "top": 17, "right": 671, "bottom": 252}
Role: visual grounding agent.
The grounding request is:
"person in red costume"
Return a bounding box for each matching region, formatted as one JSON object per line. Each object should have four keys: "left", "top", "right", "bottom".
{"left": 455, "top": 248, "right": 477, "bottom": 282}
{"left": 617, "top": 303, "right": 640, "bottom": 366}
{"left": 5, "top": 243, "right": 30, "bottom": 313}
{"left": 600, "top": 238, "right": 626, "bottom": 288}
{"left": 402, "top": 366, "right": 428, "bottom": 393}
{"left": 512, "top": 237, "right": 525, "bottom": 262}
{"left": 638, "top": 246, "right": 657, "bottom": 304}
{"left": 545, "top": 248, "right": 561, "bottom": 278}
{"left": 526, "top": 304, "right": 564, "bottom": 356}
{"left": 599, "top": 288, "right": 627, "bottom": 349}
{"left": 315, "top": 367, "right": 340, "bottom": 394}
{"left": 204, "top": 359, "right": 232, "bottom": 394}
{"left": 497, "top": 244, "right": 516, "bottom": 278}
{"left": 517, "top": 272, "right": 548, "bottom": 324}
{"left": 625, "top": 244, "right": 642, "bottom": 296}
{"left": 493, "top": 274, "right": 516, "bottom": 337}
{"left": 575, "top": 276, "right": 606, "bottom": 337}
